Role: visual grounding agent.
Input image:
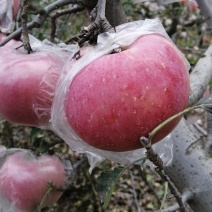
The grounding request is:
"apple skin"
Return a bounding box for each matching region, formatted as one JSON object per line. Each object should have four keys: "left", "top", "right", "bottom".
{"left": 65, "top": 34, "right": 190, "bottom": 152}
{"left": 0, "top": 45, "right": 65, "bottom": 126}
{"left": 0, "top": 151, "right": 66, "bottom": 212}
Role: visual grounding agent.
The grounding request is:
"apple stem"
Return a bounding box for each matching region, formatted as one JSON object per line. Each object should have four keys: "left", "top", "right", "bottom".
{"left": 149, "top": 104, "right": 204, "bottom": 141}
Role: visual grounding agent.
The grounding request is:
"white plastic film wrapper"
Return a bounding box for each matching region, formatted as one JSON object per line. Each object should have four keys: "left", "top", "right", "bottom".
{"left": 0, "top": 0, "right": 20, "bottom": 33}
{"left": 0, "top": 35, "right": 78, "bottom": 127}
{"left": 51, "top": 19, "right": 190, "bottom": 171}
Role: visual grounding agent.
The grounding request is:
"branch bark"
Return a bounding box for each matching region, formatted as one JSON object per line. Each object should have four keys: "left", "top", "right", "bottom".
{"left": 196, "top": 0, "right": 212, "bottom": 30}
{"left": 0, "top": 0, "right": 80, "bottom": 46}
{"left": 188, "top": 44, "right": 212, "bottom": 107}
{"left": 164, "top": 119, "right": 212, "bottom": 212}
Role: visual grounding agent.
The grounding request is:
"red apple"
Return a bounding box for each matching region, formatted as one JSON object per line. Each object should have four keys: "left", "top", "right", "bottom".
{"left": 0, "top": 151, "right": 67, "bottom": 212}
{"left": 65, "top": 34, "right": 190, "bottom": 152}
{"left": 0, "top": 45, "right": 66, "bottom": 126}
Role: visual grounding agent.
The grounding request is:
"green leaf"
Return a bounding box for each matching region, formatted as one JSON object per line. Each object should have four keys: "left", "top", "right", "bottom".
{"left": 38, "top": 143, "right": 49, "bottom": 153}
{"left": 30, "top": 127, "right": 41, "bottom": 143}
{"left": 32, "top": 137, "right": 44, "bottom": 148}
{"left": 30, "top": 128, "right": 48, "bottom": 153}
{"left": 97, "top": 167, "right": 125, "bottom": 209}
{"left": 96, "top": 157, "right": 145, "bottom": 210}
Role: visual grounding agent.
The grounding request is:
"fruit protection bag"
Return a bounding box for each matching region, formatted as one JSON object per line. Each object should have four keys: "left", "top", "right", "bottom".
{"left": 0, "top": 35, "right": 78, "bottom": 127}
{"left": 51, "top": 19, "right": 190, "bottom": 171}
{"left": 0, "top": 0, "right": 17, "bottom": 33}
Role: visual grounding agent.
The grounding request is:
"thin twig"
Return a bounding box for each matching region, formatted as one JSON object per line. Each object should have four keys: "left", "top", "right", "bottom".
{"left": 50, "top": 4, "right": 84, "bottom": 43}
{"left": 162, "top": 191, "right": 195, "bottom": 212}
{"left": 188, "top": 44, "right": 212, "bottom": 107}
{"left": 205, "top": 112, "right": 212, "bottom": 155}
{"left": 139, "top": 168, "right": 161, "bottom": 206}
{"left": 196, "top": 0, "right": 212, "bottom": 30}
{"left": 160, "top": 182, "right": 168, "bottom": 211}
{"left": 0, "top": 0, "right": 80, "bottom": 46}
{"left": 129, "top": 169, "right": 142, "bottom": 212}
{"left": 76, "top": 0, "right": 115, "bottom": 46}
{"left": 21, "top": 0, "right": 34, "bottom": 53}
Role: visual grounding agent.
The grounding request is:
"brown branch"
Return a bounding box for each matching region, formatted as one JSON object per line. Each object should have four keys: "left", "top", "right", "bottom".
{"left": 205, "top": 112, "right": 212, "bottom": 155}
{"left": 75, "top": 0, "right": 115, "bottom": 47}
{"left": 139, "top": 168, "right": 161, "bottom": 205}
{"left": 21, "top": 0, "right": 36, "bottom": 53}
{"left": 196, "top": 0, "right": 212, "bottom": 30}
{"left": 0, "top": 0, "right": 81, "bottom": 47}
{"left": 188, "top": 44, "right": 212, "bottom": 107}
{"left": 129, "top": 169, "right": 142, "bottom": 212}
{"left": 50, "top": 4, "right": 85, "bottom": 43}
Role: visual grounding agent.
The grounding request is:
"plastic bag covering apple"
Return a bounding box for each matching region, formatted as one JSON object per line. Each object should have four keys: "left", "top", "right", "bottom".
{"left": 51, "top": 19, "right": 190, "bottom": 170}
{"left": 0, "top": 35, "right": 78, "bottom": 127}
{"left": 0, "top": 147, "right": 72, "bottom": 212}
{"left": 0, "top": 0, "right": 20, "bottom": 33}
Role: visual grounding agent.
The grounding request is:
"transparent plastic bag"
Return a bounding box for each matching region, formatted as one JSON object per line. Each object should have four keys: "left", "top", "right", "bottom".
{"left": 0, "top": 35, "right": 78, "bottom": 127}
{"left": 51, "top": 19, "right": 190, "bottom": 170}
{"left": 0, "top": 0, "right": 20, "bottom": 33}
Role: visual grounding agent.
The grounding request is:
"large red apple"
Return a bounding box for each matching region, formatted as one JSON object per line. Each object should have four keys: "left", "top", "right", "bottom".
{"left": 0, "top": 151, "right": 67, "bottom": 212}
{"left": 0, "top": 45, "right": 66, "bottom": 126}
{"left": 65, "top": 34, "right": 190, "bottom": 152}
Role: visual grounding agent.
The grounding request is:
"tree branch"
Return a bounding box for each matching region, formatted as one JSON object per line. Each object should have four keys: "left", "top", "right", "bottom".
{"left": 162, "top": 191, "right": 194, "bottom": 212}
{"left": 205, "top": 109, "right": 212, "bottom": 155}
{"left": 188, "top": 44, "right": 212, "bottom": 107}
{"left": 50, "top": 4, "right": 85, "bottom": 43}
{"left": 196, "top": 0, "right": 212, "bottom": 30}
{"left": 74, "top": 0, "right": 114, "bottom": 46}
{"left": 0, "top": 0, "right": 80, "bottom": 46}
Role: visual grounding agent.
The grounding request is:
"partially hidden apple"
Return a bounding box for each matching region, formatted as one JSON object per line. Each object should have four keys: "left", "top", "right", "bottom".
{"left": 0, "top": 151, "right": 67, "bottom": 212}
{"left": 65, "top": 34, "right": 190, "bottom": 152}
{"left": 0, "top": 45, "right": 67, "bottom": 127}
{"left": 180, "top": 0, "right": 198, "bottom": 12}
